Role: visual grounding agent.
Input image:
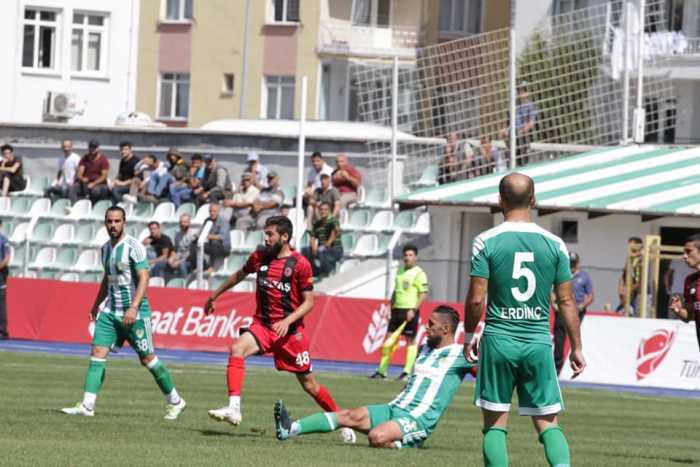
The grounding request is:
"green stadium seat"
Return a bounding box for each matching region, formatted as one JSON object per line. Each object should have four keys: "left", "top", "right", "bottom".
{"left": 175, "top": 203, "right": 196, "bottom": 218}
{"left": 411, "top": 165, "right": 439, "bottom": 188}
{"left": 167, "top": 278, "right": 186, "bottom": 288}
{"left": 30, "top": 222, "right": 54, "bottom": 244}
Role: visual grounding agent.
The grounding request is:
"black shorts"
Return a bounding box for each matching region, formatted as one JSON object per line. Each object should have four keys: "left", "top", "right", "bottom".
{"left": 388, "top": 308, "right": 419, "bottom": 338}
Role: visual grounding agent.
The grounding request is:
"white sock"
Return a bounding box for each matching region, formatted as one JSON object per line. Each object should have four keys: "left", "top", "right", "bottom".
{"left": 82, "top": 392, "right": 97, "bottom": 411}
{"left": 289, "top": 421, "right": 301, "bottom": 438}
{"left": 166, "top": 388, "right": 181, "bottom": 405}
{"left": 229, "top": 395, "right": 240, "bottom": 408}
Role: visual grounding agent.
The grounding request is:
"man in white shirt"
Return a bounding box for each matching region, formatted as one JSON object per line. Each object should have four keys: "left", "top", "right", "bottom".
{"left": 246, "top": 152, "right": 269, "bottom": 190}
{"left": 306, "top": 152, "right": 333, "bottom": 190}
{"left": 45, "top": 139, "right": 80, "bottom": 201}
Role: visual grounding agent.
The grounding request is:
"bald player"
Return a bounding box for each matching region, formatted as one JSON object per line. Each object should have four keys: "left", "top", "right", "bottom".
{"left": 464, "top": 173, "right": 586, "bottom": 467}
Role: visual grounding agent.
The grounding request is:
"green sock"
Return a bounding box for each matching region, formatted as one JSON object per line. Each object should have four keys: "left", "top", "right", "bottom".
{"left": 403, "top": 344, "right": 418, "bottom": 373}
{"left": 83, "top": 357, "right": 106, "bottom": 394}
{"left": 146, "top": 357, "right": 175, "bottom": 395}
{"left": 539, "top": 426, "right": 570, "bottom": 467}
{"left": 297, "top": 412, "right": 338, "bottom": 435}
{"left": 377, "top": 341, "right": 397, "bottom": 376}
{"left": 483, "top": 427, "right": 508, "bottom": 467}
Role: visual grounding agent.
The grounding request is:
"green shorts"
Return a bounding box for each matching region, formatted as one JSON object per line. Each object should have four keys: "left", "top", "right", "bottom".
{"left": 366, "top": 404, "right": 429, "bottom": 448}
{"left": 92, "top": 312, "right": 155, "bottom": 358}
{"left": 474, "top": 334, "right": 563, "bottom": 416}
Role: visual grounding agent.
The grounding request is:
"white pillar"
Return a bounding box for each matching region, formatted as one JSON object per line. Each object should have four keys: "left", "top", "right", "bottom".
{"left": 294, "top": 77, "right": 308, "bottom": 244}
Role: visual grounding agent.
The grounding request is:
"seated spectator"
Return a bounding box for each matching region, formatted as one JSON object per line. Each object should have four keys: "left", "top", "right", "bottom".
{"left": 307, "top": 173, "right": 340, "bottom": 226}
{"left": 246, "top": 152, "right": 269, "bottom": 190}
{"left": 70, "top": 139, "right": 110, "bottom": 204}
{"left": 331, "top": 154, "right": 362, "bottom": 208}
{"left": 0, "top": 144, "right": 27, "bottom": 196}
{"left": 189, "top": 153, "right": 206, "bottom": 182}
{"left": 111, "top": 141, "right": 139, "bottom": 203}
{"left": 302, "top": 202, "right": 343, "bottom": 278}
{"left": 143, "top": 221, "right": 173, "bottom": 278}
{"left": 144, "top": 154, "right": 172, "bottom": 203}
{"left": 304, "top": 151, "right": 333, "bottom": 197}
{"left": 475, "top": 135, "right": 502, "bottom": 175}
{"left": 45, "top": 139, "right": 80, "bottom": 202}
{"left": 222, "top": 172, "right": 260, "bottom": 227}
{"left": 167, "top": 213, "right": 197, "bottom": 279}
{"left": 201, "top": 203, "right": 230, "bottom": 271}
{"left": 438, "top": 152, "right": 461, "bottom": 185}
{"left": 166, "top": 148, "right": 192, "bottom": 208}
{"left": 194, "top": 155, "right": 232, "bottom": 205}
{"left": 123, "top": 154, "right": 156, "bottom": 203}
{"left": 236, "top": 171, "right": 284, "bottom": 230}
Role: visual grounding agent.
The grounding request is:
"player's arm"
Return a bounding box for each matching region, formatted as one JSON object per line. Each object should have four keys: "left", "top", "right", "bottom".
{"left": 89, "top": 274, "right": 109, "bottom": 320}
{"left": 124, "top": 268, "right": 149, "bottom": 326}
{"left": 272, "top": 290, "right": 314, "bottom": 337}
{"left": 669, "top": 295, "right": 691, "bottom": 322}
{"left": 554, "top": 280, "right": 586, "bottom": 378}
{"left": 204, "top": 269, "right": 248, "bottom": 315}
{"left": 463, "top": 276, "right": 488, "bottom": 362}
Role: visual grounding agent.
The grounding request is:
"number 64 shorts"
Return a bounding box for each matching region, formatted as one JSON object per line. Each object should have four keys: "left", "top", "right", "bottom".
{"left": 242, "top": 320, "right": 313, "bottom": 374}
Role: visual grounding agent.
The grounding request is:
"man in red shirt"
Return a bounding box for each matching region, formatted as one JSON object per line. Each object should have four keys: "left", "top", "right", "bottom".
{"left": 204, "top": 216, "right": 356, "bottom": 443}
{"left": 331, "top": 154, "right": 362, "bottom": 208}
{"left": 669, "top": 234, "right": 700, "bottom": 351}
{"left": 69, "top": 139, "right": 110, "bottom": 204}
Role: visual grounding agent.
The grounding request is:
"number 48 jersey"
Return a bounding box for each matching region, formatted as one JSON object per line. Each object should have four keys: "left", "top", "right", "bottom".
{"left": 470, "top": 221, "right": 572, "bottom": 344}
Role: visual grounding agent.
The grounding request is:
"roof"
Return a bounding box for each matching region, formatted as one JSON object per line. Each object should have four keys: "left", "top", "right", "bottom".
{"left": 398, "top": 145, "right": 700, "bottom": 219}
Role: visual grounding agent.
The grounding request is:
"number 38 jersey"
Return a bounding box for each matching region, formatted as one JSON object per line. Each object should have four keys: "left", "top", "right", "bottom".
{"left": 470, "top": 222, "right": 571, "bottom": 344}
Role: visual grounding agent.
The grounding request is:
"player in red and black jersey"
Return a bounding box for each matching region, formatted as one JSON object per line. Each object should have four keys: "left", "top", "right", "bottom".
{"left": 669, "top": 234, "right": 700, "bottom": 351}
{"left": 204, "top": 216, "right": 355, "bottom": 442}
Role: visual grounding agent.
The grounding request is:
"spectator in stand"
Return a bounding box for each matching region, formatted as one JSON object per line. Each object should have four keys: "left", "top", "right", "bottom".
{"left": 143, "top": 221, "right": 173, "bottom": 278}
{"left": 0, "top": 144, "right": 27, "bottom": 196}
{"left": 166, "top": 148, "right": 192, "bottom": 208}
{"left": 70, "top": 140, "right": 110, "bottom": 204}
{"left": 194, "top": 154, "right": 232, "bottom": 205}
{"left": 202, "top": 202, "right": 230, "bottom": 271}
{"left": 125, "top": 154, "right": 168, "bottom": 204}
{"left": 0, "top": 219, "right": 9, "bottom": 340}
{"left": 145, "top": 154, "right": 173, "bottom": 203}
{"left": 476, "top": 135, "right": 502, "bottom": 175}
{"left": 45, "top": 139, "right": 80, "bottom": 202}
{"left": 189, "top": 153, "right": 206, "bottom": 181}
{"left": 302, "top": 201, "right": 343, "bottom": 278}
{"left": 304, "top": 151, "right": 333, "bottom": 197}
{"left": 617, "top": 236, "right": 644, "bottom": 314}
{"left": 331, "top": 154, "right": 362, "bottom": 208}
{"left": 438, "top": 152, "right": 461, "bottom": 185}
{"left": 499, "top": 81, "right": 540, "bottom": 166}
{"left": 222, "top": 172, "right": 260, "bottom": 227}
{"left": 235, "top": 171, "right": 284, "bottom": 230}
{"left": 167, "top": 213, "right": 197, "bottom": 279}
{"left": 111, "top": 141, "right": 140, "bottom": 203}
{"left": 307, "top": 173, "right": 340, "bottom": 226}
{"left": 246, "top": 152, "right": 269, "bottom": 190}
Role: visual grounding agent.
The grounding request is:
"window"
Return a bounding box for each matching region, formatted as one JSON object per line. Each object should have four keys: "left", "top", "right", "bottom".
{"left": 553, "top": 0, "right": 588, "bottom": 16}
{"left": 352, "top": 0, "right": 390, "bottom": 27}
{"left": 22, "top": 8, "right": 58, "bottom": 70}
{"left": 265, "top": 76, "right": 295, "bottom": 119}
{"left": 71, "top": 13, "right": 108, "bottom": 73}
{"left": 159, "top": 73, "right": 190, "bottom": 119}
{"left": 222, "top": 73, "right": 234, "bottom": 95}
{"left": 439, "top": 0, "right": 481, "bottom": 35}
{"left": 560, "top": 220, "right": 578, "bottom": 243}
{"left": 164, "top": 0, "right": 193, "bottom": 21}
{"left": 271, "top": 0, "right": 299, "bottom": 23}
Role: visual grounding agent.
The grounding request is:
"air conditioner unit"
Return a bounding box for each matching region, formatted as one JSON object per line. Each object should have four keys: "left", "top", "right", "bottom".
{"left": 44, "top": 92, "right": 84, "bottom": 119}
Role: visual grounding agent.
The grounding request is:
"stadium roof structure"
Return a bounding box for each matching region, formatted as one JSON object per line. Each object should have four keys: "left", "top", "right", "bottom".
{"left": 397, "top": 145, "right": 700, "bottom": 220}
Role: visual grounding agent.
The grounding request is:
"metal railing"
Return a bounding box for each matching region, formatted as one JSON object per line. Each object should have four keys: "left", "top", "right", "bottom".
{"left": 317, "top": 22, "right": 419, "bottom": 58}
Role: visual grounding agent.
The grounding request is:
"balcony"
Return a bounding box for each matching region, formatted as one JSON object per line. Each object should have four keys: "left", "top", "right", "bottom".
{"left": 317, "top": 22, "right": 418, "bottom": 59}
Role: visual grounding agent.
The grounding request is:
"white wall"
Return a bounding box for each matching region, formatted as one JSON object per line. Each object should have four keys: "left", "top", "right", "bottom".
{"left": 0, "top": 0, "right": 139, "bottom": 126}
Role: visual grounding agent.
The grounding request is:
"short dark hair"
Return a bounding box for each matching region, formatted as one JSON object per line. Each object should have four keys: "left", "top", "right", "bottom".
{"left": 145, "top": 154, "right": 157, "bottom": 162}
{"left": 264, "top": 215, "right": 293, "bottom": 241}
{"left": 105, "top": 205, "right": 126, "bottom": 221}
{"left": 402, "top": 244, "right": 418, "bottom": 255}
{"left": 319, "top": 201, "right": 332, "bottom": 209}
{"left": 628, "top": 236, "right": 643, "bottom": 244}
{"left": 499, "top": 174, "right": 534, "bottom": 209}
{"left": 191, "top": 153, "right": 203, "bottom": 161}
{"left": 119, "top": 141, "right": 132, "bottom": 149}
{"left": 433, "top": 305, "right": 460, "bottom": 334}
{"left": 0, "top": 144, "right": 13, "bottom": 153}
{"left": 686, "top": 234, "right": 700, "bottom": 250}
{"left": 148, "top": 221, "right": 160, "bottom": 229}
{"left": 311, "top": 151, "right": 323, "bottom": 159}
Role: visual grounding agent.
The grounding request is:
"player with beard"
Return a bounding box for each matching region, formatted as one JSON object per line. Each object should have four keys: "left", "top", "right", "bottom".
{"left": 204, "top": 216, "right": 356, "bottom": 443}
{"left": 669, "top": 233, "right": 700, "bottom": 351}
{"left": 274, "top": 305, "right": 475, "bottom": 448}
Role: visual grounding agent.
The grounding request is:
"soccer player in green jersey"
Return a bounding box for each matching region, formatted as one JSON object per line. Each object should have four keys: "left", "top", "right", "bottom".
{"left": 274, "top": 305, "right": 474, "bottom": 448}
{"left": 61, "top": 206, "right": 186, "bottom": 419}
{"left": 464, "top": 173, "right": 586, "bottom": 467}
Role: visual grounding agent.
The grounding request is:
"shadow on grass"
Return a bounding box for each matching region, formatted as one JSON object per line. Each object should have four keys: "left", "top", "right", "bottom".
{"left": 606, "top": 452, "right": 698, "bottom": 465}
{"left": 195, "top": 428, "right": 267, "bottom": 438}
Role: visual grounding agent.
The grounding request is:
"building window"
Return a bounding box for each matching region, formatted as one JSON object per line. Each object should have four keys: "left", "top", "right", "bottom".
{"left": 560, "top": 220, "right": 578, "bottom": 243}
{"left": 265, "top": 76, "right": 295, "bottom": 119}
{"left": 352, "top": 0, "right": 390, "bottom": 27}
{"left": 164, "top": 0, "right": 193, "bottom": 21}
{"left": 271, "top": 0, "right": 299, "bottom": 23}
{"left": 159, "top": 73, "right": 190, "bottom": 119}
{"left": 222, "top": 73, "right": 234, "bottom": 95}
{"left": 439, "top": 0, "right": 481, "bottom": 35}
{"left": 22, "top": 8, "right": 58, "bottom": 70}
{"left": 553, "top": 0, "right": 588, "bottom": 16}
{"left": 71, "top": 13, "right": 108, "bottom": 73}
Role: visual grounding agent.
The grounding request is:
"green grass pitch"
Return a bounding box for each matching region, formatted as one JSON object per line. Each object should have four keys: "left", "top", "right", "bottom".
{"left": 1, "top": 351, "right": 698, "bottom": 467}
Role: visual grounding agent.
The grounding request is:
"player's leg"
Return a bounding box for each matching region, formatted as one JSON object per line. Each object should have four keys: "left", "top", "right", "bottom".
{"left": 482, "top": 410, "right": 509, "bottom": 467}
{"left": 208, "top": 330, "right": 262, "bottom": 425}
{"left": 369, "top": 408, "right": 429, "bottom": 449}
{"left": 531, "top": 415, "right": 570, "bottom": 467}
{"left": 367, "top": 421, "right": 404, "bottom": 449}
{"left": 275, "top": 402, "right": 372, "bottom": 441}
{"left": 371, "top": 310, "right": 406, "bottom": 378}
{"left": 398, "top": 312, "right": 420, "bottom": 380}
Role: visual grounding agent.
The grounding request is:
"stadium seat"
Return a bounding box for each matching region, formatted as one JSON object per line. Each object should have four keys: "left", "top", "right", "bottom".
{"left": 299, "top": 231, "right": 310, "bottom": 249}
{"left": 88, "top": 200, "right": 112, "bottom": 222}
{"left": 0, "top": 220, "right": 14, "bottom": 237}
{"left": 166, "top": 277, "right": 186, "bottom": 288}
{"left": 65, "top": 199, "right": 92, "bottom": 222}
{"left": 229, "top": 230, "right": 245, "bottom": 251}
{"left": 137, "top": 227, "right": 150, "bottom": 242}
{"left": 69, "top": 224, "right": 94, "bottom": 246}
{"left": 393, "top": 210, "right": 417, "bottom": 230}
{"left": 151, "top": 202, "right": 176, "bottom": 224}
{"left": 28, "top": 247, "right": 56, "bottom": 270}
{"left": 49, "top": 247, "right": 78, "bottom": 271}
{"left": 29, "top": 221, "right": 54, "bottom": 244}
{"left": 91, "top": 227, "right": 110, "bottom": 247}
{"left": 411, "top": 165, "right": 439, "bottom": 188}
{"left": 375, "top": 233, "right": 394, "bottom": 256}
{"left": 117, "top": 201, "right": 134, "bottom": 218}
{"left": 79, "top": 272, "right": 102, "bottom": 283}
{"left": 281, "top": 185, "right": 296, "bottom": 207}
{"left": 163, "top": 226, "right": 177, "bottom": 240}
{"left": 0, "top": 197, "right": 12, "bottom": 216}
{"left": 72, "top": 249, "right": 102, "bottom": 272}
{"left": 59, "top": 272, "right": 80, "bottom": 282}
{"left": 362, "top": 188, "right": 390, "bottom": 209}
{"left": 406, "top": 211, "right": 430, "bottom": 235}
{"left": 175, "top": 202, "right": 196, "bottom": 218}
{"left": 241, "top": 230, "right": 263, "bottom": 252}
{"left": 22, "top": 270, "right": 37, "bottom": 279}
{"left": 367, "top": 210, "right": 394, "bottom": 232}
{"left": 44, "top": 198, "right": 71, "bottom": 220}
{"left": 132, "top": 202, "right": 155, "bottom": 224}
{"left": 187, "top": 279, "right": 209, "bottom": 290}
{"left": 192, "top": 203, "right": 210, "bottom": 226}
{"left": 24, "top": 198, "right": 52, "bottom": 219}
{"left": 341, "top": 209, "right": 371, "bottom": 231}
{"left": 6, "top": 197, "right": 32, "bottom": 218}
{"left": 340, "top": 233, "right": 356, "bottom": 253}
{"left": 352, "top": 234, "right": 379, "bottom": 257}
{"left": 338, "top": 209, "right": 349, "bottom": 226}
{"left": 13, "top": 175, "right": 48, "bottom": 198}
{"left": 149, "top": 277, "right": 165, "bottom": 287}
{"left": 356, "top": 185, "right": 366, "bottom": 205}
{"left": 9, "top": 222, "right": 30, "bottom": 244}
{"left": 50, "top": 223, "right": 76, "bottom": 245}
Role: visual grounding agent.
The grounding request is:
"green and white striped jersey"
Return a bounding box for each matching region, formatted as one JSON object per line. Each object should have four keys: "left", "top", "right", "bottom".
{"left": 389, "top": 344, "right": 470, "bottom": 432}
{"left": 470, "top": 221, "right": 571, "bottom": 344}
{"left": 101, "top": 235, "right": 151, "bottom": 319}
